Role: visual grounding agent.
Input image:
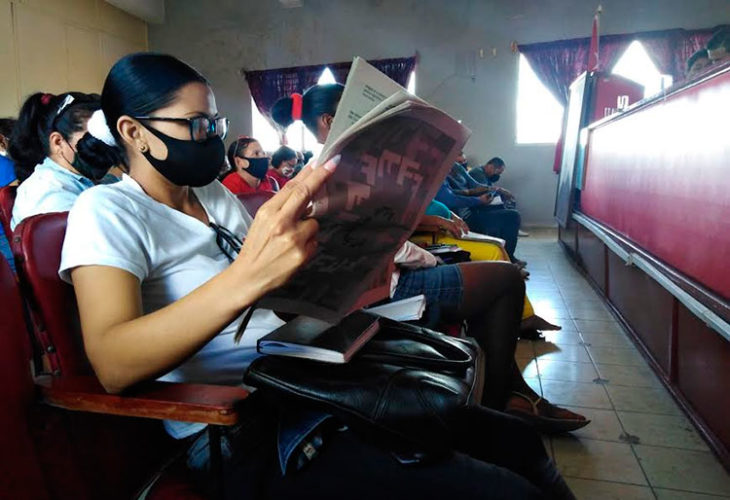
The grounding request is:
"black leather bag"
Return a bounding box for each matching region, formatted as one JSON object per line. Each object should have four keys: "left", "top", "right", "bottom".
{"left": 244, "top": 317, "right": 484, "bottom": 452}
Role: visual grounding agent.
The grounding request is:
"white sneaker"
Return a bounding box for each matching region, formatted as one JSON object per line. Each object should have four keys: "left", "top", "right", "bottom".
{"left": 518, "top": 229, "right": 530, "bottom": 237}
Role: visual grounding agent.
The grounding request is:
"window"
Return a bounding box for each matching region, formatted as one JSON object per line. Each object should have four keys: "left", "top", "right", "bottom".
{"left": 612, "top": 40, "right": 673, "bottom": 98}
{"left": 516, "top": 54, "right": 564, "bottom": 144}
{"left": 252, "top": 67, "right": 416, "bottom": 154}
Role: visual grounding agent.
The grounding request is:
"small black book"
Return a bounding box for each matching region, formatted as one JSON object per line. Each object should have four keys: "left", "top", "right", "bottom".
{"left": 257, "top": 311, "right": 381, "bottom": 363}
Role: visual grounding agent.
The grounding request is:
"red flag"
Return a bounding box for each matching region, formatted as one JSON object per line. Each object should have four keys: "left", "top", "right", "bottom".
{"left": 588, "top": 12, "right": 599, "bottom": 71}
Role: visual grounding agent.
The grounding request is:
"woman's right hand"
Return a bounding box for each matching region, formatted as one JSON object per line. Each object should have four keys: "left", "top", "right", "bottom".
{"left": 230, "top": 155, "right": 340, "bottom": 300}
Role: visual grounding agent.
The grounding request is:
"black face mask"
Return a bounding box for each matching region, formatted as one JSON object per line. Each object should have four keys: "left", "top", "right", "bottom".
{"left": 142, "top": 125, "right": 225, "bottom": 187}
{"left": 242, "top": 156, "right": 270, "bottom": 180}
{"left": 64, "top": 139, "right": 108, "bottom": 182}
{"left": 488, "top": 174, "right": 501, "bottom": 183}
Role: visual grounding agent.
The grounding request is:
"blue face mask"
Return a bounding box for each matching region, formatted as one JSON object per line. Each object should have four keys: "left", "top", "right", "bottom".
{"left": 488, "top": 174, "right": 501, "bottom": 183}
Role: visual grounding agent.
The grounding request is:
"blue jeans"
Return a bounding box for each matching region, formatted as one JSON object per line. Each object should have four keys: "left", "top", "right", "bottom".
{"left": 393, "top": 264, "right": 463, "bottom": 328}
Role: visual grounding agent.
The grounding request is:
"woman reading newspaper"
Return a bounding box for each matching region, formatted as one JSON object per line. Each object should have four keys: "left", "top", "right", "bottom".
{"left": 272, "top": 84, "right": 589, "bottom": 429}
{"left": 63, "top": 52, "right": 575, "bottom": 499}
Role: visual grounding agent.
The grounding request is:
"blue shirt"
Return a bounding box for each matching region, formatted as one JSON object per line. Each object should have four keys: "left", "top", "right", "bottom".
{"left": 11, "top": 157, "right": 116, "bottom": 230}
{"left": 434, "top": 180, "right": 482, "bottom": 211}
{"left": 468, "top": 167, "right": 491, "bottom": 185}
{"left": 447, "top": 163, "right": 489, "bottom": 193}
{"left": 0, "top": 155, "right": 16, "bottom": 187}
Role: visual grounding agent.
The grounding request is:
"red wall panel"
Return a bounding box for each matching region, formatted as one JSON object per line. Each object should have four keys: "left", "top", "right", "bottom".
{"left": 581, "top": 69, "right": 730, "bottom": 301}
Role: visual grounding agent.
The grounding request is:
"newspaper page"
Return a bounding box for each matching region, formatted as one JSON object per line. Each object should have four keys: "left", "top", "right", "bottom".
{"left": 323, "top": 57, "right": 408, "bottom": 149}
{"left": 259, "top": 102, "right": 470, "bottom": 321}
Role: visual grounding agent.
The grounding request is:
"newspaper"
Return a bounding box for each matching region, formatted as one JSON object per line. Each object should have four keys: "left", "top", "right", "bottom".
{"left": 258, "top": 58, "right": 471, "bottom": 322}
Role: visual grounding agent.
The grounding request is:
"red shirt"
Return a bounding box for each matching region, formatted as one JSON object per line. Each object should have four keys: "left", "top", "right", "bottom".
{"left": 222, "top": 172, "right": 278, "bottom": 195}
{"left": 268, "top": 169, "right": 290, "bottom": 189}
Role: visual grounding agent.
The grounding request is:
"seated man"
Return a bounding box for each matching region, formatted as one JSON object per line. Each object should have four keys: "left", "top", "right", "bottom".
{"left": 469, "top": 157, "right": 516, "bottom": 206}
{"left": 435, "top": 177, "right": 524, "bottom": 266}
{"left": 707, "top": 28, "right": 730, "bottom": 65}
{"left": 686, "top": 48, "right": 711, "bottom": 79}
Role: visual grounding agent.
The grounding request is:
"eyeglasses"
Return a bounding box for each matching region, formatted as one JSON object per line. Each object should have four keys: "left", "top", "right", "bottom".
{"left": 134, "top": 115, "right": 229, "bottom": 142}
{"left": 210, "top": 222, "right": 243, "bottom": 261}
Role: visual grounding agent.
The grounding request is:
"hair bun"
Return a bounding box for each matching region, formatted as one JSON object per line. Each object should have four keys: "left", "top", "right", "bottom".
{"left": 40, "top": 93, "right": 54, "bottom": 106}
{"left": 291, "top": 93, "right": 303, "bottom": 121}
{"left": 86, "top": 109, "right": 117, "bottom": 147}
{"left": 271, "top": 96, "right": 295, "bottom": 130}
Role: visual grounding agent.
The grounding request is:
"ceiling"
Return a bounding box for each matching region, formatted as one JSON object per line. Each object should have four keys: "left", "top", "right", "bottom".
{"left": 105, "top": 0, "right": 165, "bottom": 24}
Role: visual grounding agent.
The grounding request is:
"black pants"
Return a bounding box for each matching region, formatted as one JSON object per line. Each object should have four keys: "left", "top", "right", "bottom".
{"left": 221, "top": 400, "right": 573, "bottom": 500}
{"left": 464, "top": 207, "right": 521, "bottom": 260}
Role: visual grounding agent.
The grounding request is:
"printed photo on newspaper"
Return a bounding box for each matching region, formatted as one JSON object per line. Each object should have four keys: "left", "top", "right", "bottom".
{"left": 258, "top": 57, "right": 471, "bottom": 322}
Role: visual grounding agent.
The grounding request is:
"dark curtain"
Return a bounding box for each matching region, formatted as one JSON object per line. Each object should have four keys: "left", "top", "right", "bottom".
{"left": 520, "top": 26, "right": 727, "bottom": 174}
{"left": 519, "top": 25, "right": 729, "bottom": 107}
{"left": 244, "top": 55, "right": 417, "bottom": 125}
{"left": 518, "top": 38, "right": 591, "bottom": 106}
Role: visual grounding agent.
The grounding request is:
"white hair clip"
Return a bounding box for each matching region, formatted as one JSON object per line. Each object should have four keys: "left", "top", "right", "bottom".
{"left": 86, "top": 109, "right": 117, "bottom": 147}
{"left": 56, "top": 95, "right": 75, "bottom": 116}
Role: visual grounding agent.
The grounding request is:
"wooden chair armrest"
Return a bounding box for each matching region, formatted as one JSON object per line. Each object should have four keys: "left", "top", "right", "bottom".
{"left": 36, "top": 375, "right": 249, "bottom": 426}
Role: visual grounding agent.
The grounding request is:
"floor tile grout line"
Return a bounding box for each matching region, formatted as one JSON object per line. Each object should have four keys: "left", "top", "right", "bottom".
{"left": 553, "top": 432, "right": 712, "bottom": 453}
{"left": 560, "top": 474, "right": 652, "bottom": 489}
{"left": 538, "top": 237, "right": 656, "bottom": 497}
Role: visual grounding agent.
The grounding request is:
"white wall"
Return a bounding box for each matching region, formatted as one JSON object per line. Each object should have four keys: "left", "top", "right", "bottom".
{"left": 149, "top": 0, "right": 729, "bottom": 225}
{"left": 0, "top": 0, "right": 148, "bottom": 116}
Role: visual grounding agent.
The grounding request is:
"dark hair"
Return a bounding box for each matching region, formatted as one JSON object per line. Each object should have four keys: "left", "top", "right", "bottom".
{"left": 76, "top": 52, "right": 209, "bottom": 174}
{"left": 303, "top": 150, "right": 314, "bottom": 163}
{"left": 225, "top": 136, "right": 259, "bottom": 172}
{"left": 271, "top": 145, "right": 296, "bottom": 168}
{"left": 687, "top": 49, "right": 710, "bottom": 72}
{"left": 707, "top": 29, "right": 730, "bottom": 52}
{"left": 0, "top": 118, "right": 15, "bottom": 139}
{"left": 487, "top": 157, "right": 505, "bottom": 168}
{"left": 271, "top": 83, "right": 345, "bottom": 135}
{"left": 9, "top": 92, "right": 100, "bottom": 182}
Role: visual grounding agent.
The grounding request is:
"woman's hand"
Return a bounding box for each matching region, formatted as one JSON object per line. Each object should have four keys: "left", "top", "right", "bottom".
{"left": 230, "top": 155, "right": 339, "bottom": 299}
{"left": 451, "top": 212, "right": 470, "bottom": 236}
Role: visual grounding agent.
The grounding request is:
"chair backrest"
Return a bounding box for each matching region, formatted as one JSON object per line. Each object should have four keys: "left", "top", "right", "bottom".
{"left": 13, "top": 212, "right": 90, "bottom": 376}
{"left": 0, "top": 251, "right": 51, "bottom": 500}
{"left": 0, "top": 184, "right": 17, "bottom": 237}
{"left": 237, "top": 190, "right": 275, "bottom": 217}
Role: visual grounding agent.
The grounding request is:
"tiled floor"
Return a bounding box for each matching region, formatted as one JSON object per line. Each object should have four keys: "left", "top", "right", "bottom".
{"left": 517, "top": 230, "right": 730, "bottom": 499}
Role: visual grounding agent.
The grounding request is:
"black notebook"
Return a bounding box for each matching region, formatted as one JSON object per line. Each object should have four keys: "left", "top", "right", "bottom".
{"left": 257, "top": 311, "right": 381, "bottom": 363}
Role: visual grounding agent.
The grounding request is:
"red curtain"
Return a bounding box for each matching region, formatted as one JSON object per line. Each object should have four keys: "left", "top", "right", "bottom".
{"left": 244, "top": 56, "right": 417, "bottom": 127}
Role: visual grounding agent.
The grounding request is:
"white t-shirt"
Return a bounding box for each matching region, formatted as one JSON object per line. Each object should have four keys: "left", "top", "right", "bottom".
{"left": 59, "top": 174, "right": 285, "bottom": 438}
{"left": 390, "top": 241, "right": 439, "bottom": 295}
{"left": 11, "top": 157, "right": 95, "bottom": 230}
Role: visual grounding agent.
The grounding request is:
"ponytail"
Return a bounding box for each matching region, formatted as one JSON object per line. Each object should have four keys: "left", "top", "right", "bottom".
{"left": 75, "top": 52, "right": 209, "bottom": 176}
{"left": 9, "top": 92, "right": 100, "bottom": 182}
{"left": 271, "top": 83, "right": 344, "bottom": 136}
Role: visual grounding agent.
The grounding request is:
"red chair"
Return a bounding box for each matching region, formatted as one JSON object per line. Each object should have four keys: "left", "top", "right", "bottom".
{"left": 237, "top": 191, "right": 275, "bottom": 217}
{"left": 0, "top": 250, "right": 51, "bottom": 500}
{"left": 0, "top": 184, "right": 16, "bottom": 238}
{"left": 12, "top": 212, "right": 250, "bottom": 499}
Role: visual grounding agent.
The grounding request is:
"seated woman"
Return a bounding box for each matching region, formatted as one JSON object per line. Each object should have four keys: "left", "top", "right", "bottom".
{"left": 269, "top": 145, "right": 298, "bottom": 187}
{"left": 9, "top": 92, "right": 115, "bottom": 230}
{"left": 221, "top": 136, "right": 279, "bottom": 194}
{"left": 414, "top": 200, "right": 560, "bottom": 337}
{"left": 62, "top": 53, "right": 577, "bottom": 500}
{"left": 272, "top": 84, "right": 588, "bottom": 431}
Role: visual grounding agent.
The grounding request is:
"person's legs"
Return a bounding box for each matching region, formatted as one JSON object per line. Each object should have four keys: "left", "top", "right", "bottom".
{"left": 448, "top": 406, "right": 576, "bottom": 500}
{"left": 262, "top": 428, "right": 543, "bottom": 500}
{"left": 447, "top": 261, "right": 526, "bottom": 408}
{"left": 485, "top": 209, "right": 521, "bottom": 260}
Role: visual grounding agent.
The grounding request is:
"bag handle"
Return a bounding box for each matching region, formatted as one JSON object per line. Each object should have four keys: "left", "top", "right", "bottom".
{"left": 358, "top": 320, "right": 474, "bottom": 371}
